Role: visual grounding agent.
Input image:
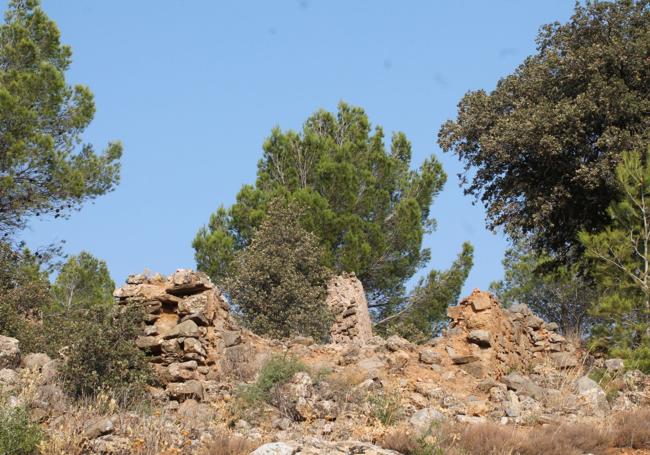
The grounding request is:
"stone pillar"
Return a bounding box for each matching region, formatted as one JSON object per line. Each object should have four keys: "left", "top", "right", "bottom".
{"left": 325, "top": 273, "right": 373, "bottom": 344}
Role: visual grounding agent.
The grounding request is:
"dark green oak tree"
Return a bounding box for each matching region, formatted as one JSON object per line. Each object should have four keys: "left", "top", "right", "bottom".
{"left": 439, "top": 0, "right": 650, "bottom": 260}
{"left": 194, "top": 102, "right": 448, "bottom": 308}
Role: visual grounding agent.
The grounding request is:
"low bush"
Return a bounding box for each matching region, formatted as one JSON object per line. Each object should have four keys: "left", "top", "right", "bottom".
{"left": 239, "top": 355, "right": 306, "bottom": 405}
{"left": 382, "top": 420, "right": 616, "bottom": 455}
{"left": 381, "top": 427, "right": 445, "bottom": 455}
{"left": 60, "top": 305, "right": 152, "bottom": 405}
{"left": 0, "top": 404, "right": 42, "bottom": 455}
{"left": 368, "top": 390, "right": 403, "bottom": 426}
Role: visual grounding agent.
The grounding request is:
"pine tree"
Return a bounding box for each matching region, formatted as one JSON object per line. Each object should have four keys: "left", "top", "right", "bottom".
{"left": 194, "top": 102, "right": 448, "bottom": 309}
{"left": 378, "top": 242, "right": 474, "bottom": 342}
{"left": 579, "top": 147, "right": 650, "bottom": 372}
{"left": 51, "top": 251, "right": 115, "bottom": 311}
{"left": 0, "top": 0, "right": 122, "bottom": 238}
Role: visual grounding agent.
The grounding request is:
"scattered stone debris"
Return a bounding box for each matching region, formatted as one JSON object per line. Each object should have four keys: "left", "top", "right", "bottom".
{"left": 3, "top": 271, "right": 650, "bottom": 454}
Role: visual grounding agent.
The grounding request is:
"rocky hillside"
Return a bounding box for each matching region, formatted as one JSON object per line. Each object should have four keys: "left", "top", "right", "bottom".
{"left": 1, "top": 269, "right": 649, "bottom": 454}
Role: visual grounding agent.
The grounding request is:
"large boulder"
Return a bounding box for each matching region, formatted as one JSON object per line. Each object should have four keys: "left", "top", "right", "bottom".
{"left": 503, "top": 372, "right": 545, "bottom": 401}
{"left": 409, "top": 407, "right": 445, "bottom": 435}
{"left": 575, "top": 376, "right": 610, "bottom": 414}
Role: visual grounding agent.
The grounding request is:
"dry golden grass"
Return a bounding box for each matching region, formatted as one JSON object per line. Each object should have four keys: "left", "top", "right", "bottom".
{"left": 381, "top": 419, "right": 616, "bottom": 455}
{"left": 199, "top": 430, "right": 260, "bottom": 455}
{"left": 611, "top": 409, "right": 650, "bottom": 449}
{"left": 515, "top": 423, "right": 612, "bottom": 455}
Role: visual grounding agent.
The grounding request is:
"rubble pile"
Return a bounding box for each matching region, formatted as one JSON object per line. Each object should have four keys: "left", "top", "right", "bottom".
{"left": 439, "top": 289, "right": 575, "bottom": 379}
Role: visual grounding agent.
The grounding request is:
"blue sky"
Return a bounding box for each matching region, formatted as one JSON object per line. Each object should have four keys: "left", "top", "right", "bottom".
{"left": 11, "top": 0, "right": 575, "bottom": 292}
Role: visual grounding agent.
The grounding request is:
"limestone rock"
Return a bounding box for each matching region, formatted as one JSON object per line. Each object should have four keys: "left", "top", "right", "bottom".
{"left": 467, "top": 330, "right": 491, "bottom": 347}
{"left": 222, "top": 330, "right": 242, "bottom": 347}
{"left": 550, "top": 352, "right": 578, "bottom": 369}
{"left": 605, "top": 358, "right": 625, "bottom": 373}
{"left": 168, "top": 361, "right": 197, "bottom": 381}
{"left": 0, "top": 336, "right": 20, "bottom": 370}
{"left": 419, "top": 348, "right": 441, "bottom": 365}
{"left": 164, "top": 320, "right": 200, "bottom": 339}
{"left": 409, "top": 407, "right": 445, "bottom": 435}
{"left": 386, "top": 335, "right": 410, "bottom": 352}
{"left": 250, "top": 443, "right": 296, "bottom": 455}
{"left": 326, "top": 273, "right": 373, "bottom": 344}
{"left": 251, "top": 441, "right": 400, "bottom": 455}
{"left": 166, "top": 380, "right": 204, "bottom": 401}
{"left": 136, "top": 336, "right": 161, "bottom": 351}
{"left": 503, "top": 372, "right": 545, "bottom": 401}
{"left": 446, "top": 346, "right": 479, "bottom": 365}
{"left": 165, "top": 269, "right": 213, "bottom": 296}
{"left": 0, "top": 368, "right": 19, "bottom": 387}
{"left": 21, "top": 352, "right": 51, "bottom": 371}
{"left": 83, "top": 417, "right": 115, "bottom": 439}
{"left": 469, "top": 292, "right": 492, "bottom": 311}
{"left": 575, "top": 376, "right": 609, "bottom": 414}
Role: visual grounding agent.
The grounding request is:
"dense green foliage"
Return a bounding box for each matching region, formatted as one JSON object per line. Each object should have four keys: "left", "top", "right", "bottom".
{"left": 0, "top": 404, "right": 42, "bottom": 455}
{"left": 60, "top": 305, "right": 152, "bottom": 403}
{"left": 195, "top": 102, "right": 447, "bottom": 307}
{"left": 0, "top": 0, "right": 122, "bottom": 238}
{"left": 380, "top": 242, "right": 474, "bottom": 342}
{"left": 51, "top": 251, "right": 114, "bottom": 311}
{"left": 579, "top": 148, "right": 650, "bottom": 372}
{"left": 490, "top": 241, "right": 596, "bottom": 337}
{"left": 439, "top": 0, "right": 650, "bottom": 259}
{"left": 225, "top": 199, "right": 333, "bottom": 341}
{"left": 0, "top": 241, "right": 52, "bottom": 353}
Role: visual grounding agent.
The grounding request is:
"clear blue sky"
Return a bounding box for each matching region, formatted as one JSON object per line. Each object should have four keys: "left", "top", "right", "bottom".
{"left": 10, "top": 0, "right": 575, "bottom": 292}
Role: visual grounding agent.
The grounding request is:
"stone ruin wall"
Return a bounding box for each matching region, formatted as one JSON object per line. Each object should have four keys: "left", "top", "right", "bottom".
{"left": 325, "top": 273, "right": 373, "bottom": 344}
{"left": 439, "top": 289, "right": 576, "bottom": 379}
{"left": 115, "top": 268, "right": 578, "bottom": 402}
{"left": 114, "top": 269, "right": 255, "bottom": 402}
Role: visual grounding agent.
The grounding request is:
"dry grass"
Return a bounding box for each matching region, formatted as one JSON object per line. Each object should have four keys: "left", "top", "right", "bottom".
{"left": 611, "top": 408, "right": 650, "bottom": 449}
{"left": 382, "top": 420, "right": 615, "bottom": 455}
{"left": 515, "top": 423, "right": 612, "bottom": 455}
{"left": 199, "top": 430, "right": 259, "bottom": 455}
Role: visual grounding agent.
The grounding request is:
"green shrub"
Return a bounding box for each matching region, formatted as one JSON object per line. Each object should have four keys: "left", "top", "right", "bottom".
{"left": 0, "top": 242, "right": 52, "bottom": 354}
{"left": 239, "top": 355, "right": 306, "bottom": 405}
{"left": 60, "top": 305, "right": 152, "bottom": 405}
{"left": 0, "top": 405, "right": 42, "bottom": 455}
{"left": 225, "top": 198, "right": 333, "bottom": 342}
{"left": 368, "top": 391, "right": 403, "bottom": 426}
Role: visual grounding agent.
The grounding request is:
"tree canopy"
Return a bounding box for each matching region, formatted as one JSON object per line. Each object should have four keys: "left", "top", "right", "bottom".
{"left": 194, "top": 102, "right": 447, "bottom": 307}
{"left": 0, "top": 0, "right": 122, "bottom": 239}
{"left": 51, "top": 251, "right": 115, "bottom": 311}
{"left": 439, "top": 0, "right": 650, "bottom": 259}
